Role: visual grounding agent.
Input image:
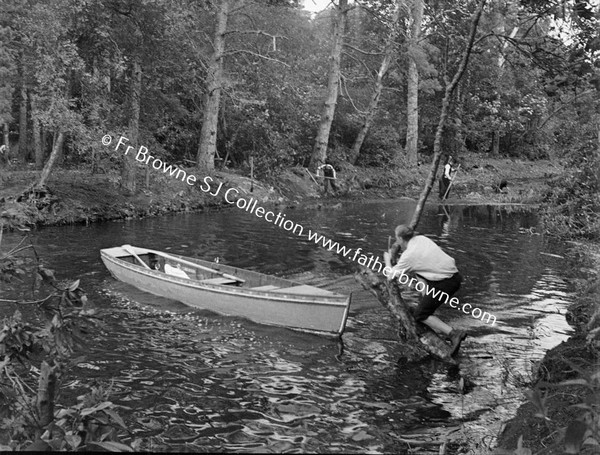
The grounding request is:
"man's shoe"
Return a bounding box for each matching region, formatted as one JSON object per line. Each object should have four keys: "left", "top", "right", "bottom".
{"left": 449, "top": 329, "right": 467, "bottom": 357}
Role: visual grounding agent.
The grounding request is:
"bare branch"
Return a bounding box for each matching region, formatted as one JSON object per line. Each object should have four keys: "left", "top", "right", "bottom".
{"left": 224, "top": 30, "right": 287, "bottom": 52}
{"left": 228, "top": 1, "right": 252, "bottom": 16}
{"left": 521, "top": 89, "right": 597, "bottom": 139}
{"left": 382, "top": 86, "right": 403, "bottom": 93}
{"left": 224, "top": 49, "right": 290, "bottom": 67}
{"left": 341, "top": 51, "right": 375, "bottom": 81}
{"left": 224, "top": 30, "right": 286, "bottom": 39}
{"left": 340, "top": 74, "right": 367, "bottom": 115}
{"left": 343, "top": 43, "right": 384, "bottom": 56}
{"left": 0, "top": 293, "right": 57, "bottom": 305}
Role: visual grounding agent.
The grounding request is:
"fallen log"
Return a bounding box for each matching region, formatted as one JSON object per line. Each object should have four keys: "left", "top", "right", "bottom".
{"left": 355, "top": 267, "right": 456, "bottom": 364}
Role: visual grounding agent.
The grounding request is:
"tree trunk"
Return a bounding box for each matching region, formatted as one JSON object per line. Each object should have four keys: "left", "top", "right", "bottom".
{"left": 349, "top": 0, "right": 401, "bottom": 165}
{"left": 491, "top": 130, "right": 500, "bottom": 155}
{"left": 121, "top": 57, "right": 142, "bottom": 192}
{"left": 409, "top": 0, "right": 486, "bottom": 230}
{"left": 36, "top": 361, "right": 57, "bottom": 433}
{"left": 38, "top": 131, "right": 65, "bottom": 187}
{"left": 489, "top": 27, "right": 518, "bottom": 158}
{"left": 405, "top": 0, "right": 424, "bottom": 167}
{"left": 41, "top": 129, "right": 48, "bottom": 163}
{"left": 454, "top": 83, "right": 466, "bottom": 153}
{"left": 19, "top": 83, "right": 28, "bottom": 163}
{"left": 355, "top": 268, "right": 456, "bottom": 363}
{"left": 196, "top": 0, "right": 230, "bottom": 173}
{"left": 89, "top": 60, "right": 100, "bottom": 175}
{"left": 309, "top": 0, "right": 348, "bottom": 172}
{"left": 29, "top": 92, "right": 43, "bottom": 169}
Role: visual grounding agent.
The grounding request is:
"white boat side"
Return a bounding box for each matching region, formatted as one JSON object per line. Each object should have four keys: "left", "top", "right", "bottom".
{"left": 100, "top": 246, "right": 351, "bottom": 335}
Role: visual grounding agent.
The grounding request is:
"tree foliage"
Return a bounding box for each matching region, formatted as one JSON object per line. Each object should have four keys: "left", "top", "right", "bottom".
{"left": 0, "top": 0, "right": 597, "bottom": 180}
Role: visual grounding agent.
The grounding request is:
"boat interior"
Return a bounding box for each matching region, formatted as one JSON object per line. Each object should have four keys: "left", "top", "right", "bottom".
{"left": 117, "top": 251, "right": 339, "bottom": 297}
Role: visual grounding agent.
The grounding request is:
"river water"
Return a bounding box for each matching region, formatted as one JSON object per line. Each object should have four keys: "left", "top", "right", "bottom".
{"left": 0, "top": 201, "right": 573, "bottom": 453}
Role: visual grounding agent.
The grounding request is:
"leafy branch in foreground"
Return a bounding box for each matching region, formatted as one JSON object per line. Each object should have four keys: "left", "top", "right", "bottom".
{"left": 0, "top": 233, "right": 134, "bottom": 451}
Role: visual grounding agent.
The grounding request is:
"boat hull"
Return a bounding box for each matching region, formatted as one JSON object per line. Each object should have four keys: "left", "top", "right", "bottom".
{"left": 101, "top": 247, "right": 350, "bottom": 335}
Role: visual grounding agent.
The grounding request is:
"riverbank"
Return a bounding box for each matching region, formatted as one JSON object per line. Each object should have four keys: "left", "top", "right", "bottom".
{"left": 494, "top": 242, "right": 600, "bottom": 454}
{"left": 0, "top": 167, "right": 280, "bottom": 230}
{"left": 0, "top": 155, "right": 559, "bottom": 230}
{"left": 1, "top": 156, "right": 594, "bottom": 454}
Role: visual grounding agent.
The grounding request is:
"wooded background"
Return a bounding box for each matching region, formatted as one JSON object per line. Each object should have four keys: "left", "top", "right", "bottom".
{"left": 0, "top": 0, "right": 598, "bottom": 190}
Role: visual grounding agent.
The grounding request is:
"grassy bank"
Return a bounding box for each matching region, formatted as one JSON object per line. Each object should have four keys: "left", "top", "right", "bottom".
{"left": 338, "top": 154, "right": 559, "bottom": 204}
{"left": 0, "top": 155, "right": 561, "bottom": 230}
{"left": 0, "top": 167, "right": 282, "bottom": 230}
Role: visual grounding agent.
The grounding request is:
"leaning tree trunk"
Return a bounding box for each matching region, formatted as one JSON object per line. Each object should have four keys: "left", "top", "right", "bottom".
{"left": 349, "top": 0, "right": 401, "bottom": 165}
{"left": 404, "top": 0, "right": 424, "bottom": 167}
{"left": 355, "top": 268, "right": 456, "bottom": 363}
{"left": 354, "top": 1, "right": 487, "bottom": 362}
{"left": 409, "top": 0, "right": 486, "bottom": 229}
{"left": 309, "top": 0, "right": 348, "bottom": 172}
{"left": 196, "top": 0, "right": 230, "bottom": 173}
{"left": 37, "top": 130, "right": 65, "bottom": 187}
{"left": 121, "top": 56, "right": 142, "bottom": 192}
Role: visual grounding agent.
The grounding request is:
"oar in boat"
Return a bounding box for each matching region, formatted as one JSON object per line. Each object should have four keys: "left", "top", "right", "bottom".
{"left": 127, "top": 246, "right": 244, "bottom": 283}
{"left": 122, "top": 244, "right": 151, "bottom": 269}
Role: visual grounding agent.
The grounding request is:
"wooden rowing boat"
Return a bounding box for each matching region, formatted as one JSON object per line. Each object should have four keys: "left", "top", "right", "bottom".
{"left": 100, "top": 245, "right": 351, "bottom": 335}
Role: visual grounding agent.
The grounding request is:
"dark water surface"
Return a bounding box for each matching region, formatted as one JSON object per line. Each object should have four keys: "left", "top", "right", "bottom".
{"left": 1, "top": 201, "right": 573, "bottom": 452}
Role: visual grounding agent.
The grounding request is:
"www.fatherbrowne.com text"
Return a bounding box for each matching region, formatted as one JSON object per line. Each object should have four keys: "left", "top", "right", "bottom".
{"left": 103, "top": 134, "right": 497, "bottom": 326}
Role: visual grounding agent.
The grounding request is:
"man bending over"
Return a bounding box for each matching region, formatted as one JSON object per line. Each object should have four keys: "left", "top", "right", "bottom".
{"left": 383, "top": 224, "right": 467, "bottom": 356}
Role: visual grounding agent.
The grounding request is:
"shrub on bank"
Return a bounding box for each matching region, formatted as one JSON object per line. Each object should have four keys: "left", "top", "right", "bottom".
{"left": 0, "top": 238, "right": 133, "bottom": 451}
{"left": 542, "top": 138, "right": 600, "bottom": 240}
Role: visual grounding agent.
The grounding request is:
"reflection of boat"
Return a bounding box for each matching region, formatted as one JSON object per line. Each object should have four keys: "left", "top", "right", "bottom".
{"left": 100, "top": 245, "right": 351, "bottom": 336}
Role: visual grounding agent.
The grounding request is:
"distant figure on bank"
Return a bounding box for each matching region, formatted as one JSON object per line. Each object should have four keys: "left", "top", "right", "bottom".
{"left": 318, "top": 163, "right": 338, "bottom": 195}
{"left": 0, "top": 144, "right": 7, "bottom": 166}
{"left": 493, "top": 179, "right": 508, "bottom": 194}
{"left": 383, "top": 224, "right": 467, "bottom": 356}
{"left": 439, "top": 155, "right": 457, "bottom": 199}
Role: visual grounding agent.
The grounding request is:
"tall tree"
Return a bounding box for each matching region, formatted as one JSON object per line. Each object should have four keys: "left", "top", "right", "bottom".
{"left": 18, "top": 66, "right": 27, "bottom": 163}
{"left": 29, "top": 91, "right": 43, "bottom": 168}
{"left": 120, "top": 54, "right": 142, "bottom": 192}
{"left": 193, "top": 0, "right": 292, "bottom": 172}
{"left": 349, "top": 0, "right": 402, "bottom": 165}
{"left": 309, "top": 0, "right": 349, "bottom": 172}
{"left": 405, "top": 0, "right": 424, "bottom": 166}
{"left": 26, "top": 1, "right": 86, "bottom": 187}
{"left": 410, "top": 0, "right": 486, "bottom": 229}
{"left": 0, "top": 24, "right": 14, "bottom": 157}
{"left": 196, "top": 0, "right": 231, "bottom": 172}
{"left": 95, "top": 0, "right": 170, "bottom": 190}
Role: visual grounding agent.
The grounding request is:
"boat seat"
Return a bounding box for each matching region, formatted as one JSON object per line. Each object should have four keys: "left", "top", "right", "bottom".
{"left": 271, "top": 285, "right": 336, "bottom": 296}
{"left": 250, "top": 285, "right": 281, "bottom": 291}
{"left": 165, "top": 263, "right": 190, "bottom": 279}
{"left": 200, "top": 277, "right": 239, "bottom": 286}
